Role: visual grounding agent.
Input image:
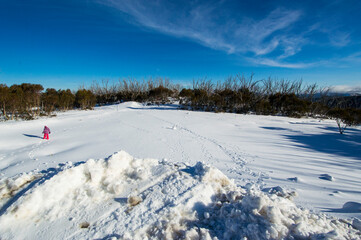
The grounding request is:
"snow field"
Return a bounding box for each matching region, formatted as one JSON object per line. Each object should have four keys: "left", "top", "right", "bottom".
{"left": 0, "top": 102, "right": 360, "bottom": 239}
{"left": 0, "top": 151, "right": 360, "bottom": 239}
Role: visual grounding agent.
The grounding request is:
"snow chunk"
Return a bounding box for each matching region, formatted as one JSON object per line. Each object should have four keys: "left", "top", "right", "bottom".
{"left": 128, "top": 195, "right": 142, "bottom": 207}
{"left": 352, "top": 218, "right": 361, "bottom": 231}
{"left": 319, "top": 174, "right": 334, "bottom": 181}
{"left": 287, "top": 177, "right": 299, "bottom": 182}
{"left": 262, "top": 186, "right": 298, "bottom": 199}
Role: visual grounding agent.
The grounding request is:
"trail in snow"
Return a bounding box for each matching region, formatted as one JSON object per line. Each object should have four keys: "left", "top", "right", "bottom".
{"left": 144, "top": 110, "right": 267, "bottom": 188}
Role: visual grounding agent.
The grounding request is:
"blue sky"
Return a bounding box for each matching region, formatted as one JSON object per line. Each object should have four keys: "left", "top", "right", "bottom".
{"left": 1, "top": 0, "right": 361, "bottom": 91}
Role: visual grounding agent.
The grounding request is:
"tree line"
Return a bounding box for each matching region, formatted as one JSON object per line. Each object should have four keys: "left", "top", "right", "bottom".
{"left": 1, "top": 77, "right": 360, "bottom": 134}
{"left": 0, "top": 83, "right": 96, "bottom": 120}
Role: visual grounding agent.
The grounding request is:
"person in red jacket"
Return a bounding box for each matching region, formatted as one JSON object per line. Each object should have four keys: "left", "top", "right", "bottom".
{"left": 43, "top": 126, "right": 51, "bottom": 140}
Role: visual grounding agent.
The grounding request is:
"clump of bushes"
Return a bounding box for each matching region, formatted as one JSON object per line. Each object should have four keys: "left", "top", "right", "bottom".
{"left": 75, "top": 89, "right": 96, "bottom": 110}
{"left": 0, "top": 83, "right": 43, "bottom": 120}
{"left": 177, "top": 76, "right": 316, "bottom": 117}
{"left": 0, "top": 83, "right": 96, "bottom": 119}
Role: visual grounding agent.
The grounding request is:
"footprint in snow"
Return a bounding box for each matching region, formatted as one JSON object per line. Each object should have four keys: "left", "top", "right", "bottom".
{"left": 287, "top": 177, "right": 299, "bottom": 182}
{"left": 319, "top": 174, "right": 334, "bottom": 181}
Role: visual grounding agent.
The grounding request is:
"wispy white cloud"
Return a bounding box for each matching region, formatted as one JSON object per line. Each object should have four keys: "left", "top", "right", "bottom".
{"left": 246, "top": 57, "right": 315, "bottom": 69}
{"left": 97, "top": 1, "right": 303, "bottom": 56}
{"left": 329, "top": 32, "right": 351, "bottom": 47}
{"left": 236, "top": 8, "right": 303, "bottom": 56}
{"left": 338, "top": 51, "right": 361, "bottom": 63}
{"left": 96, "top": 0, "right": 354, "bottom": 68}
{"left": 314, "top": 24, "right": 351, "bottom": 47}
{"left": 311, "top": 51, "right": 361, "bottom": 69}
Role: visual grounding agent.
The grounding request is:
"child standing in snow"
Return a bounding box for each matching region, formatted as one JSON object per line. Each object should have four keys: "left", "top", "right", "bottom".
{"left": 43, "top": 126, "right": 51, "bottom": 140}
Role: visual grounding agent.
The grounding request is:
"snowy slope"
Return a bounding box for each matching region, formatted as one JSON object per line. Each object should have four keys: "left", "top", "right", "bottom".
{"left": 0, "top": 102, "right": 360, "bottom": 239}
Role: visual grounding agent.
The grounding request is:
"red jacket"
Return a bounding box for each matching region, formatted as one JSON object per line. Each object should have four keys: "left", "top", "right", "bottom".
{"left": 43, "top": 126, "right": 51, "bottom": 134}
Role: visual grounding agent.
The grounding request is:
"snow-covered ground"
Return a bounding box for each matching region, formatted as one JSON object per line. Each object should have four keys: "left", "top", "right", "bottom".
{"left": 0, "top": 102, "right": 360, "bottom": 239}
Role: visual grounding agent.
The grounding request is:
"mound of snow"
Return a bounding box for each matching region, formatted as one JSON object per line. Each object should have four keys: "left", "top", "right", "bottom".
{"left": 127, "top": 101, "right": 143, "bottom": 108}
{"left": 0, "top": 151, "right": 160, "bottom": 223}
{"left": 342, "top": 202, "right": 361, "bottom": 212}
{"left": 0, "top": 151, "right": 360, "bottom": 239}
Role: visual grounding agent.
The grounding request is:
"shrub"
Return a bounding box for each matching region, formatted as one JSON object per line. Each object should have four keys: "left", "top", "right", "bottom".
{"left": 75, "top": 89, "right": 96, "bottom": 110}
{"left": 148, "top": 86, "right": 173, "bottom": 103}
{"left": 42, "top": 88, "right": 59, "bottom": 115}
{"left": 58, "top": 89, "right": 75, "bottom": 111}
{"left": 0, "top": 84, "right": 9, "bottom": 120}
{"left": 328, "top": 108, "right": 361, "bottom": 134}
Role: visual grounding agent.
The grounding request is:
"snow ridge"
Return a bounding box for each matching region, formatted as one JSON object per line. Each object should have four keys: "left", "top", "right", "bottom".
{"left": 0, "top": 151, "right": 359, "bottom": 239}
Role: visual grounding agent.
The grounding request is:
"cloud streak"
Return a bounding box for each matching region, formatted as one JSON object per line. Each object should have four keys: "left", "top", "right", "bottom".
{"left": 246, "top": 57, "right": 314, "bottom": 69}
{"left": 96, "top": 0, "right": 353, "bottom": 68}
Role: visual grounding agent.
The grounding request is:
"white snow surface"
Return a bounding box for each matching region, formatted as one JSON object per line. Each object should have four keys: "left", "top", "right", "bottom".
{"left": 0, "top": 102, "right": 360, "bottom": 239}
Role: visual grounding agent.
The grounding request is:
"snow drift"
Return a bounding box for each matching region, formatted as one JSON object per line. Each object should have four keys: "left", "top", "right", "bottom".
{"left": 0, "top": 151, "right": 360, "bottom": 239}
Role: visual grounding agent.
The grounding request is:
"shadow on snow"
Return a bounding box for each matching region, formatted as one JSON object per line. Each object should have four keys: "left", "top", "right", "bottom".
{"left": 261, "top": 126, "right": 361, "bottom": 161}
{"left": 23, "top": 134, "right": 43, "bottom": 139}
{"left": 322, "top": 201, "right": 361, "bottom": 214}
